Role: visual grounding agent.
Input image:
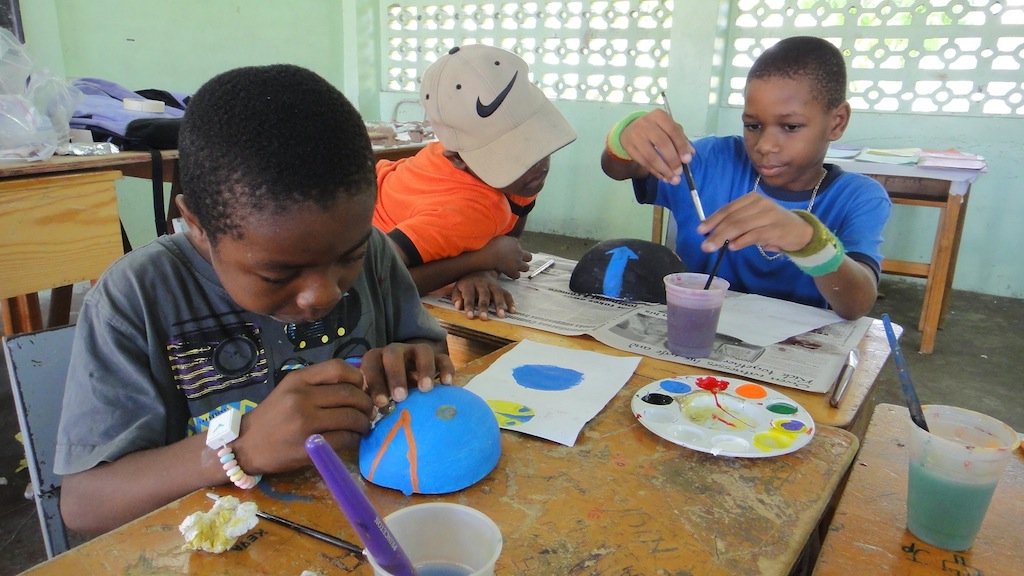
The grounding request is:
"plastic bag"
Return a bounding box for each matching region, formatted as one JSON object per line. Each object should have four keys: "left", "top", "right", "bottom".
{"left": 0, "top": 29, "right": 82, "bottom": 161}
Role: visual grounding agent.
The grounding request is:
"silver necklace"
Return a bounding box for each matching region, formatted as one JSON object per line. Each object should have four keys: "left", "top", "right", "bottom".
{"left": 755, "top": 168, "right": 828, "bottom": 260}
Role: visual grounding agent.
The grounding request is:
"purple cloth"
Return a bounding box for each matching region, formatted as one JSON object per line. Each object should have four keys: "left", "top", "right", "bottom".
{"left": 70, "top": 78, "right": 185, "bottom": 137}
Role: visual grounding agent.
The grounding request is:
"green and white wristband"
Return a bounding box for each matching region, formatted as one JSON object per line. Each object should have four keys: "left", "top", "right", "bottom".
{"left": 605, "top": 111, "right": 647, "bottom": 160}
{"left": 786, "top": 210, "right": 845, "bottom": 277}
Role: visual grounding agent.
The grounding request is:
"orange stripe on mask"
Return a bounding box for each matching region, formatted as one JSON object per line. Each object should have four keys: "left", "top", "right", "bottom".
{"left": 367, "top": 409, "right": 420, "bottom": 493}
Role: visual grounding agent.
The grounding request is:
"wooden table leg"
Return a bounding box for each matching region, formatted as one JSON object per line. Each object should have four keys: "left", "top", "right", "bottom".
{"left": 937, "top": 191, "right": 969, "bottom": 330}
{"left": 651, "top": 205, "right": 664, "bottom": 244}
{"left": 917, "top": 192, "right": 965, "bottom": 354}
{"left": 2, "top": 294, "right": 44, "bottom": 335}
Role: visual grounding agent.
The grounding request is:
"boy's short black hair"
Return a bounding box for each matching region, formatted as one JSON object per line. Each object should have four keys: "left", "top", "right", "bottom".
{"left": 748, "top": 36, "right": 847, "bottom": 110}
{"left": 180, "top": 64, "right": 375, "bottom": 243}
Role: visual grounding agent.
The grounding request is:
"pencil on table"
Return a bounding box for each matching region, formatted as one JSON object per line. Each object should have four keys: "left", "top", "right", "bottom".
{"left": 528, "top": 258, "right": 556, "bottom": 279}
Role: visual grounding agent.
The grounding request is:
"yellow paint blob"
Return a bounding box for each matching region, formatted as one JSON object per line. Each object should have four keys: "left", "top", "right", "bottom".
{"left": 753, "top": 429, "right": 798, "bottom": 452}
{"left": 486, "top": 399, "right": 535, "bottom": 427}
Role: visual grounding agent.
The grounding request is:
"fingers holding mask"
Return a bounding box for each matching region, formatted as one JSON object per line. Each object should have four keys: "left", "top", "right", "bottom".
{"left": 360, "top": 343, "right": 455, "bottom": 408}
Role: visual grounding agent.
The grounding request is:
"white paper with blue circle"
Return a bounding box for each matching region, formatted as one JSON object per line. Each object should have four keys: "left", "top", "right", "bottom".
{"left": 464, "top": 339, "right": 641, "bottom": 446}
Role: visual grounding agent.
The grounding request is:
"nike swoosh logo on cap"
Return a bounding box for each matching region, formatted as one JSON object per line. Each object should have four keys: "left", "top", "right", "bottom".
{"left": 476, "top": 71, "right": 518, "bottom": 118}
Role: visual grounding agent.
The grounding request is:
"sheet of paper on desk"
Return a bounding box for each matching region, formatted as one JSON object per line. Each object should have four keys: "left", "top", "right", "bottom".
{"left": 826, "top": 144, "right": 862, "bottom": 159}
{"left": 854, "top": 147, "right": 921, "bottom": 165}
{"left": 464, "top": 339, "right": 641, "bottom": 446}
{"left": 918, "top": 149, "right": 987, "bottom": 170}
{"left": 718, "top": 292, "right": 843, "bottom": 347}
{"left": 590, "top": 311, "right": 872, "bottom": 393}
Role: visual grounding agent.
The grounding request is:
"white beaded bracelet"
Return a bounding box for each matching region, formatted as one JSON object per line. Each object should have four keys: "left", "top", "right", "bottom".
{"left": 206, "top": 407, "right": 262, "bottom": 490}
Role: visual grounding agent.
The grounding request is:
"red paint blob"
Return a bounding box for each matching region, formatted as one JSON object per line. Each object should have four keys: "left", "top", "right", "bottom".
{"left": 695, "top": 376, "right": 729, "bottom": 393}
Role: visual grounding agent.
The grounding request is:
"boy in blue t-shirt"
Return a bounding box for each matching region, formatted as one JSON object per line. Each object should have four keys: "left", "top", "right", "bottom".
{"left": 602, "top": 36, "right": 891, "bottom": 319}
{"left": 55, "top": 65, "right": 453, "bottom": 534}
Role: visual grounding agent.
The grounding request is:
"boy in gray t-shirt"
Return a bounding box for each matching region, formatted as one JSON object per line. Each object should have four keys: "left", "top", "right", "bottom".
{"left": 55, "top": 64, "right": 452, "bottom": 534}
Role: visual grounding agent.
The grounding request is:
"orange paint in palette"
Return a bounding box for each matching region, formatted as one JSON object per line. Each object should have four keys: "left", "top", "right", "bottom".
{"left": 631, "top": 376, "right": 815, "bottom": 457}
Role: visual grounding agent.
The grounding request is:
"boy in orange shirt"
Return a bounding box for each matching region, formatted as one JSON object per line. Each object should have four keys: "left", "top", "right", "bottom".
{"left": 375, "top": 45, "right": 576, "bottom": 319}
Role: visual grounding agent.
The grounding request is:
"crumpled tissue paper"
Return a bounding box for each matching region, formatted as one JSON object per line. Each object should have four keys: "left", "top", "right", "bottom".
{"left": 179, "top": 495, "right": 259, "bottom": 553}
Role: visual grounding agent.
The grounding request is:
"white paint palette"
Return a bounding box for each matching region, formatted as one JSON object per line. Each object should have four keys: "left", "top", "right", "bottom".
{"left": 631, "top": 376, "right": 815, "bottom": 458}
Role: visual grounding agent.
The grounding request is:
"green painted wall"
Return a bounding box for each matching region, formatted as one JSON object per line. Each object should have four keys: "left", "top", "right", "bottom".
{"left": 40, "top": 0, "right": 352, "bottom": 248}
{"left": 21, "top": 1, "right": 1024, "bottom": 299}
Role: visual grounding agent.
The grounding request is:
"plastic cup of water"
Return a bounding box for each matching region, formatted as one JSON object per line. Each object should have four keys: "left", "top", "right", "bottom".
{"left": 906, "top": 404, "right": 1020, "bottom": 551}
{"left": 365, "top": 502, "right": 502, "bottom": 576}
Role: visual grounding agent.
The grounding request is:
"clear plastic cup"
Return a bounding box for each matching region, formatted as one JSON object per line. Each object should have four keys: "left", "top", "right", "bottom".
{"left": 365, "top": 503, "right": 502, "bottom": 576}
{"left": 663, "top": 272, "right": 730, "bottom": 358}
{"left": 906, "top": 404, "right": 1020, "bottom": 551}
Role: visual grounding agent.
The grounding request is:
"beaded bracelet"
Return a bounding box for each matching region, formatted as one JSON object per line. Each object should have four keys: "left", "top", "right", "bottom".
{"left": 217, "top": 445, "right": 261, "bottom": 489}
{"left": 605, "top": 110, "right": 647, "bottom": 161}
{"left": 206, "top": 407, "right": 262, "bottom": 490}
{"left": 785, "top": 210, "right": 846, "bottom": 277}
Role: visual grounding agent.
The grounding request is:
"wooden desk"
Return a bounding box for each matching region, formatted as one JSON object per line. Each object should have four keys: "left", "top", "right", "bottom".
{"left": 0, "top": 150, "right": 179, "bottom": 181}
{"left": 0, "top": 171, "right": 124, "bottom": 336}
{"left": 0, "top": 149, "right": 180, "bottom": 240}
{"left": 25, "top": 345, "right": 857, "bottom": 575}
{"left": 813, "top": 403, "right": 1022, "bottom": 576}
{"left": 429, "top": 305, "right": 892, "bottom": 433}
{"left": 0, "top": 152, "right": 178, "bottom": 334}
{"left": 825, "top": 159, "right": 982, "bottom": 355}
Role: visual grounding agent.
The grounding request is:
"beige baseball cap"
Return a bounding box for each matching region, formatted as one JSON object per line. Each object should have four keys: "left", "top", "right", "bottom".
{"left": 420, "top": 45, "right": 577, "bottom": 188}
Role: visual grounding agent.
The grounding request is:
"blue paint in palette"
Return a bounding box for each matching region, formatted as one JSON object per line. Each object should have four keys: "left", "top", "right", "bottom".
{"left": 660, "top": 379, "right": 692, "bottom": 394}
{"left": 512, "top": 364, "right": 584, "bottom": 391}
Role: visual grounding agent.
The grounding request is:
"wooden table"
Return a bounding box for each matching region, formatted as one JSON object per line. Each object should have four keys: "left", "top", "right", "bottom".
{"left": 25, "top": 345, "right": 858, "bottom": 575}
{"left": 0, "top": 150, "right": 179, "bottom": 181}
{"left": 429, "top": 305, "right": 893, "bottom": 434}
{"left": 825, "top": 159, "right": 982, "bottom": 355}
{"left": 0, "top": 150, "right": 179, "bottom": 215}
{"left": 0, "top": 150, "right": 180, "bottom": 242}
{"left": 0, "top": 151, "right": 178, "bottom": 334}
{"left": 813, "top": 403, "right": 1022, "bottom": 576}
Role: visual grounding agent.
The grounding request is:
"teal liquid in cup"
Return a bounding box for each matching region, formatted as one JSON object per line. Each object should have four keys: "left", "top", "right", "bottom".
{"left": 905, "top": 405, "right": 1019, "bottom": 552}
{"left": 906, "top": 460, "right": 998, "bottom": 551}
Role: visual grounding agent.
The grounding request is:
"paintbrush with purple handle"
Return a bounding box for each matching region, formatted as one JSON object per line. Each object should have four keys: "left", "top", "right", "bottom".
{"left": 305, "top": 434, "right": 417, "bottom": 576}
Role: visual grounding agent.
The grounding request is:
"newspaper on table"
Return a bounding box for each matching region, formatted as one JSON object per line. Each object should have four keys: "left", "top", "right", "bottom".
{"left": 425, "top": 254, "right": 642, "bottom": 336}
{"left": 424, "top": 253, "right": 872, "bottom": 393}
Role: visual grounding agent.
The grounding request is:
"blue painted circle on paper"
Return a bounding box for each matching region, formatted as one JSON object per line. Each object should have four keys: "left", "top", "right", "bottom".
{"left": 660, "top": 379, "right": 692, "bottom": 394}
{"left": 512, "top": 364, "right": 584, "bottom": 391}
